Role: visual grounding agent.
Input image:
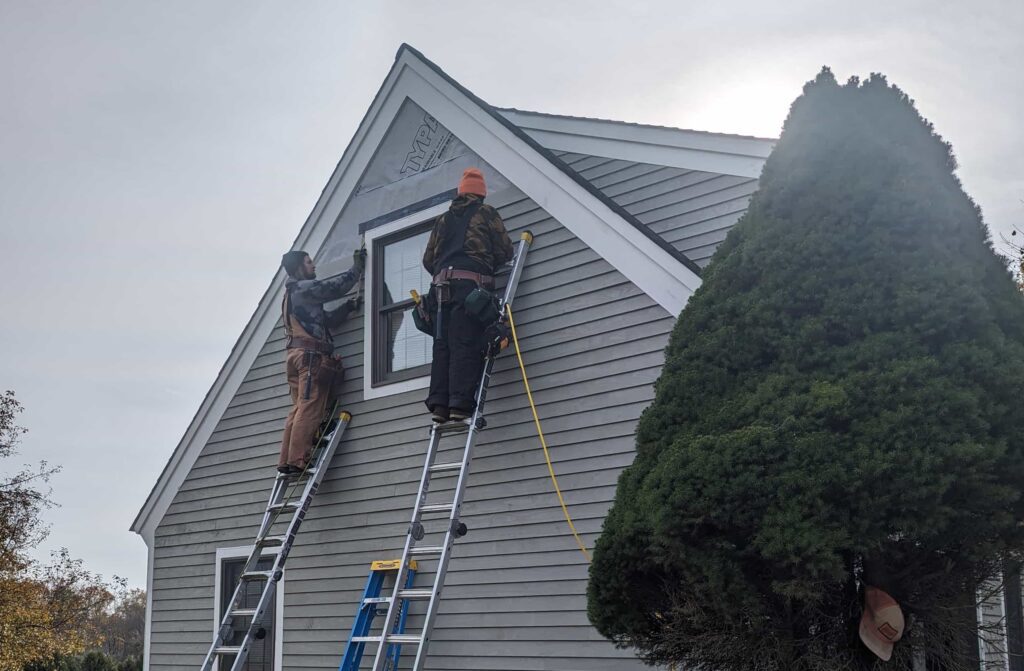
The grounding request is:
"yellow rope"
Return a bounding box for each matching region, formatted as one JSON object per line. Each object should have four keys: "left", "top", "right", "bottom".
{"left": 505, "top": 304, "right": 591, "bottom": 563}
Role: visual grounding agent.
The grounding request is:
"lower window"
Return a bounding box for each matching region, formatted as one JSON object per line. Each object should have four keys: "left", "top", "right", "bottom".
{"left": 1007, "top": 562, "right": 1024, "bottom": 671}
{"left": 218, "top": 555, "right": 277, "bottom": 671}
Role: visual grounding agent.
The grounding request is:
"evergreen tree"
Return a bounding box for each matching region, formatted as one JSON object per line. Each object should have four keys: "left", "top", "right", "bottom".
{"left": 587, "top": 69, "right": 1024, "bottom": 671}
{"left": 77, "top": 653, "right": 113, "bottom": 671}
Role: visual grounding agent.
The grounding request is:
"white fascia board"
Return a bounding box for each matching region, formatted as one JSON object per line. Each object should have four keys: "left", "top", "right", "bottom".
{"left": 398, "top": 55, "right": 699, "bottom": 314}
{"left": 499, "top": 109, "right": 774, "bottom": 179}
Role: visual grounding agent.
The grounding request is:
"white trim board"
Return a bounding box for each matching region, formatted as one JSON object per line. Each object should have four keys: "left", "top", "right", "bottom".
{"left": 132, "top": 44, "right": 709, "bottom": 551}
{"left": 142, "top": 545, "right": 154, "bottom": 671}
{"left": 361, "top": 202, "right": 447, "bottom": 400}
{"left": 499, "top": 108, "right": 775, "bottom": 179}
{"left": 213, "top": 545, "right": 284, "bottom": 671}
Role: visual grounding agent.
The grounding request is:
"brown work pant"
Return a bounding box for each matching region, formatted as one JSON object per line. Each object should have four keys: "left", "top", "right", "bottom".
{"left": 279, "top": 349, "right": 331, "bottom": 469}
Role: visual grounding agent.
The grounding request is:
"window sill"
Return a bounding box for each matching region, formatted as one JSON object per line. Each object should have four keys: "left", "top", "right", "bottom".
{"left": 364, "top": 374, "right": 430, "bottom": 400}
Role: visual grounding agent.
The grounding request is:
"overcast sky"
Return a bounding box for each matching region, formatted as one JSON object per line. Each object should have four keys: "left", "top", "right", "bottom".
{"left": 1, "top": 1, "right": 1021, "bottom": 589}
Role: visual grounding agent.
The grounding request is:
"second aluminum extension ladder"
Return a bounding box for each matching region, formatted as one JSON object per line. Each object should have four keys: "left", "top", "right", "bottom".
{"left": 199, "top": 405, "right": 354, "bottom": 671}
{"left": 353, "top": 230, "right": 534, "bottom": 671}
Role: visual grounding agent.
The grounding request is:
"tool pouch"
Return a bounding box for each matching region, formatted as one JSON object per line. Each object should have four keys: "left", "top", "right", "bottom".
{"left": 412, "top": 287, "right": 437, "bottom": 335}
{"left": 315, "top": 355, "right": 346, "bottom": 397}
{"left": 464, "top": 287, "right": 500, "bottom": 324}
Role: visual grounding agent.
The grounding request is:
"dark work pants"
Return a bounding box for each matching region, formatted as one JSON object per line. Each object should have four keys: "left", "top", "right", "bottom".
{"left": 426, "top": 280, "right": 488, "bottom": 413}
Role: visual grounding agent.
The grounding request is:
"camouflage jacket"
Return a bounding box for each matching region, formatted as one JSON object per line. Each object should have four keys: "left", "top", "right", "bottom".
{"left": 422, "top": 194, "right": 514, "bottom": 276}
{"left": 283, "top": 265, "right": 361, "bottom": 344}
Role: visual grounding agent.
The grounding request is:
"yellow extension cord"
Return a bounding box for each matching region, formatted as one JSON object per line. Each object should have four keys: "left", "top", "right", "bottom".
{"left": 505, "top": 304, "right": 592, "bottom": 563}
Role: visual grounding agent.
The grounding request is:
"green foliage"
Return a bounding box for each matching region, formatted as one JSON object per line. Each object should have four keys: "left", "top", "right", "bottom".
{"left": 2, "top": 393, "right": 140, "bottom": 671}
{"left": 77, "top": 653, "right": 114, "bottom": 671}
{"left": 588, "top": 69, "right": 1024, "bottom": 671}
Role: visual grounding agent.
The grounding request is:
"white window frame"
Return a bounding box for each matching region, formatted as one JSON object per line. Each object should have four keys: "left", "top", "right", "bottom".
{"left": 362, "top": 201, "right": 449, "bottom": 400}
{"left": 213, "top": 546, "right": 284, "bottom": 671}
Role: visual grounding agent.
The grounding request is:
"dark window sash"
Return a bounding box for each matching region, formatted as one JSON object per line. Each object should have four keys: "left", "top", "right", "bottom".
{"left": 372, "top": 220, "right": 434, "bottom": 387}
{"left": 219, "top": 556, "right": 275, "bottom": 671}
{"left": 1006, "top": 562, "right": 1024, "bottom": 671}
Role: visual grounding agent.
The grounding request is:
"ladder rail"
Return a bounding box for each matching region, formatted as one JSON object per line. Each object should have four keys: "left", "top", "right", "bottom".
{"left": 369, "top": 428, "right": 443, "bottom": 670}
{"left": 199, "top": 409, "right": 352, "bottom": 671}
{"left": 367, "top": 231, "right": 534, "bottom": 671}
{"left": 412, "top": 364, "right": 494, "bottom": 670}
{"left": 214, "top": 472, "right": 293, "bottom": 637}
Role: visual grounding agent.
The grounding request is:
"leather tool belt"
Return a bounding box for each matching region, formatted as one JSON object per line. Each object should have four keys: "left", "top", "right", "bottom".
{"left": 285, "top": 335, "right": 334, "bottom": 354}
{"left": 432, "top": 268, "right": 494, "bottom": 287}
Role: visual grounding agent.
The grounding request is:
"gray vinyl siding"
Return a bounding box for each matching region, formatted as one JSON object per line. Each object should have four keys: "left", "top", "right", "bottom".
{"left": 149, "top": 184, "right": 677, "bottom": 670}
{"left": 553, "top": 150, "right": 758, "bottom": 267}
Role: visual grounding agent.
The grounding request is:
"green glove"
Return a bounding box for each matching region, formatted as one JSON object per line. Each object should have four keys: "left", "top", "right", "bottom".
{"left": 353, "top": 247, "right": 367, "bottom": 272}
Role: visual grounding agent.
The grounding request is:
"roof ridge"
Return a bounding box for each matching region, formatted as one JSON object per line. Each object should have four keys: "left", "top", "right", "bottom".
{"left": 497, "top": 106, "right": 778, "bottom": 144}
{"left": 397, "top": 44, "right": 704, "bottom": 277}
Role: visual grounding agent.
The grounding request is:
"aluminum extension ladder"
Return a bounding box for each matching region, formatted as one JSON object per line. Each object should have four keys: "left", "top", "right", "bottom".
{"left": 199, "top": 405, "right": 354, "bottom": 671}
{"left": 354, "top": 230, "right": 534, "bottom": 671}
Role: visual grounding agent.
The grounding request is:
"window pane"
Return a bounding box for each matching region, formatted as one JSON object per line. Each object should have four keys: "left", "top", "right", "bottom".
{"left": 387, "top": 306, "right": 432, "bottom": 373}
{"left": 382, "top": 230, "right": 432, "bottom": 307}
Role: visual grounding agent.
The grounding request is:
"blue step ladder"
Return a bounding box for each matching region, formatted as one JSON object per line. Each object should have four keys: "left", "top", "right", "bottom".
{"left": 339, "top": 559, "right": 418, "bottom": 671}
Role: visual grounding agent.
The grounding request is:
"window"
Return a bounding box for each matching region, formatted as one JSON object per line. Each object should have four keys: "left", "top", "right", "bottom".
{"left": 1007, "top": 562, "right": 1024, "bottom": 671}
{"left": 214, "top": 550, "right": 280, "bottom": 671}
{"left": 372, "top": 221, "right": 434, "bottom": 385}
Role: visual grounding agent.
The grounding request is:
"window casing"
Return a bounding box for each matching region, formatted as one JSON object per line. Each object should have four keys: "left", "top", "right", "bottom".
{"left": 1006, "top": 562, "right": 1024, "bottom": 671}
{"left": 214, "top": 549, "right": 281, "bottom": 671}
{"left": 372, "top": 220, "right": 435, "bottom": 386}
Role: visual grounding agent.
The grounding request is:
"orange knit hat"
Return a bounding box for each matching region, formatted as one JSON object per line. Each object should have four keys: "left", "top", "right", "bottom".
{"left": 458, "top": 167, "right": 487, "bottom": 197}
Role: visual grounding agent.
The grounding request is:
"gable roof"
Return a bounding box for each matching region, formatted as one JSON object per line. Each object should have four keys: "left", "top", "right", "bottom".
{"left": 131, "top": 44, "right": 768, "bottom": 542}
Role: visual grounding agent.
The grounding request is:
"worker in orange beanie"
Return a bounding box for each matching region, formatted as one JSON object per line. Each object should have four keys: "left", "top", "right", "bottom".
{"left": 422, "top": 167, "right": 513, "bottom": 422}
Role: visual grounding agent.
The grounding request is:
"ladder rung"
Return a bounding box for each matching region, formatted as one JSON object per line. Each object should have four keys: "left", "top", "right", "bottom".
{"left": 241, "top": 570, "right": 274, "bottom": 581}
{"left": 259, "top": 535, "right": 287, "bottom": 547}
{"left": 350, "top": 636, "right": 381, "bottom": 644}
{"left": 230, "top": 608, "right": 257, "bottom": 617}
{"left": 397, "top": 588, "right": 433, "bottom": 600}
{"left": 363, "top": 597, "right": 391, "bottom": 605}
{"left": 387, "top": 633, "right": 423, "bottom": 645}
{"left": 269, "top": 501, "right": 298, "bottom": 512}
{"left": 429, "top": 461, "right": 463, "bottom": 473}
{"left": 280, "top": 469, "right": 315, "bottom": 481}
{"left": 214, "top": 646, "right": 243, "bottom": 655}
{"left": 420, "top": 503, "right": 453, "bottom": 514}
{"left": 409, "top": 546, "right": 444, "bottom": 557}
{"left": 435, "top": 421, "right": 470, "bottom": 434}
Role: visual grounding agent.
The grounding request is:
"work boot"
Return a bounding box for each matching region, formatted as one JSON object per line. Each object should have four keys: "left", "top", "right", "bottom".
{"left": 449, "top": 408, "right": 471, "bottom": 422}
{"left": 431, "top": 406, "right": 450, "bottom": 423}
{"left": 277, "top": 464, "right": 302, "bottom": 476}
